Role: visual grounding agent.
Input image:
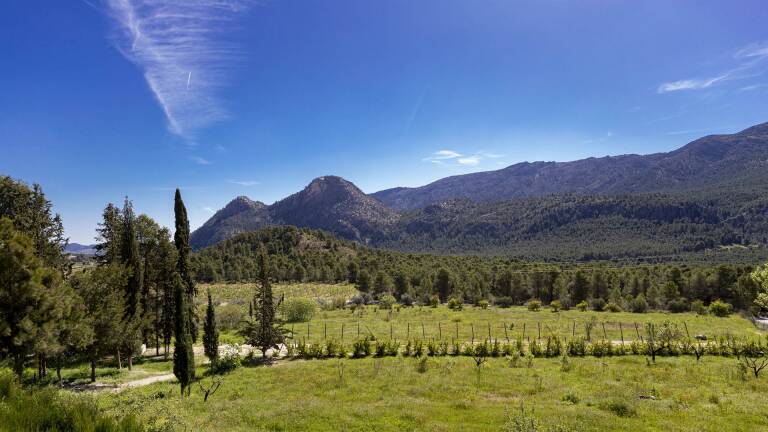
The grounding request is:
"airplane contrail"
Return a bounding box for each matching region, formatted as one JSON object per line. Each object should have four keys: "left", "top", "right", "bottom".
{"left": 187, "top": 72, "right": 191, "bottom": 89}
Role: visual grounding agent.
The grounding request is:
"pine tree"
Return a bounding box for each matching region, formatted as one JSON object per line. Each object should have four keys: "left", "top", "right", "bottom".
{"left": 174, "top": 189, "right": 198, "bottom": 342}
{"left": 0, "top": 218, "right": 64, "bottom": 379}
{"left": 240, "top": 246, "right": 285, "bottom": 359}
{"left": 569, "top": 271, "right": 590, "bottom": 303}
{"left": 203, "top": 290, "right": 219, "bottom": 364}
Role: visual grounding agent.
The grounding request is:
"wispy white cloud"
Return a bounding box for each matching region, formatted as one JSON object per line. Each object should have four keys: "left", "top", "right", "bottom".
{"left": 740, "top": 83, "right": 768, "bottom": 92}
{"left": 657, "top": 75, "right": 729, "bottom": 93}
{"left": 657, "top": 41, "right": 768, "bottom": 94}
{"left": 423, "top": 150, "right": 503, "bottom": 167}
{"left": 227, "top": 179, "right": 259, "bottom": 186}
{"left": 202, "top": 206, "right": 215, "bottom": 213}
{"left": 104, "top": 0, "right": 253, "bottom": 140}
{"left": 190, "top": 156, "right": 211, "bottom": 165}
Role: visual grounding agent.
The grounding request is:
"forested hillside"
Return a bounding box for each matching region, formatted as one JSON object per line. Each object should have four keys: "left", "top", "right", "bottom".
{"left": 191, "top": 226, "right": 764, "bottom": 313}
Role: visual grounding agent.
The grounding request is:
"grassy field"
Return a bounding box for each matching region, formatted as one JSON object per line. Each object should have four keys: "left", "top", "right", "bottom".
{"left": 97, "top": 355, "right": 768, "bottom": 431}
{"left": 203, "top": 283, "right": 763, "bottom": 345}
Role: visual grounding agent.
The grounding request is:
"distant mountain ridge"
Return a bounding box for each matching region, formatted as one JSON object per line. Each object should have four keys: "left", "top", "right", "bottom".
{"left": 64, "top": 243, "right": 97, "bottom": 255}
{"left": 190, "top": 122, "right": 768, "bottom": 262}
{"left": 372, "top": 122, "right": 768, "bottom": 210}
{"left": 190, "top": 176, "right": 398, "bottom": 249}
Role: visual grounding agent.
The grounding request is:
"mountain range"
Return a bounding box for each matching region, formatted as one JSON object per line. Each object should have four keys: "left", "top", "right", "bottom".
{"left": 190, "top": 122, "right": 768, "bottom": 262}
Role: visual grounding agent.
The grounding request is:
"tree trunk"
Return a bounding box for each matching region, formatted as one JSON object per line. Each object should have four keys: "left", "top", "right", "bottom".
{"left": 117, "top": 350, "right": 122, "bottom": 369}
{"left": 13, "top": 355, "right": 25, "bottom": 381}
{"left": 56, "top": 360, "right": 62, "bottom": 388}
{"left": 127, "top": 349, "right": 133, "bottom": 371}
{"left": 91, "top": 359, "right": 97, "bottom": 383}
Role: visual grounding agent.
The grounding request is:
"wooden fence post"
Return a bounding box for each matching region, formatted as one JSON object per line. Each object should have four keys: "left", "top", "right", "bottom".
{"left": 422, "top": 322, "right": 426, "bottom": 339}
{"left": 522, "top": 323, "right": 526, "bottom": 340}
{"left": 455, "top": 322, "right": 459, "bottom": 340}
{"left": 619, "top": 322, "right": 624, "bottom": 345}
{"left": 324, "top": 323, "right": 327, "bottom": 340}
{"left": 471, "top": 323, "right": 475, "bottom": 344}
{"left": 683, "top": 321, "right": 691, "bottom": 340}
{"left": 438, "top": 322, "right": 442, "bottom": 340}
{"left": 572, "top": 321, "right": 576, "bottom": 338}
{"left": 307, "top": 323, "right": 310, "bottom": 340}
{"left": 488, "top": 322, "right": 492, "bottom": 341}
{"left": 407, "top": 322, "right": 410, "bottom": 339}
{"left": 357, "top": 322, "right": 360, "bottom": 338}
{"left": 601, "top": 323, "right": 607, "bottom": 340}
{"left": 504, "top": 323, "right": 509, "bottom": 342}
{"left": 341, "top": 323, "right": 344, "bottom": 341}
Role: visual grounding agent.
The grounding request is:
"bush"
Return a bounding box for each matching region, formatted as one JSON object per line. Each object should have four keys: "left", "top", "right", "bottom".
{"left": 495, "top": 297, "right": 515, "bottom": 308}
{"left": 211, "top": 345, "right": 241, "bottom": 374}
{"left": 589, "top": 298, "right": 606, "bottom": 312}
{"left": 400, "top": 293, "right": 414, "bottom": 306}
{"left": 549, "top": 300, "right": 562, "bottom": 312}
{"left": 527, "top": 299, "right": 542, "bottom": 311}
{"left": 217, "top": 304, "right": 244, "bottom": 331}
{"left": 604, "top": 302, "right": 622, "bottom": 313}
{"left": 630, "top": 294, "right": 648, "bottom": 313}
{"left": 280, "top": 298, "right": 316, "bottom": 322}
{"left": 447, "top": 297, "right": 464, "bottom": 310}
{"left": 0, "top": 372, "right": 144, "bottom": 431}
{"left": 667, "top": 298, "right": 689, "bottom": 313}
{"left": 599, "top": 399, "right": 637, "bottom": 418}
{"left": 429, "top": 295, "right": 440, "bottom": 308}
{"left": 709, "top": 300, "right": 733, "bottom": 317}
{"left": 576, "top": 301, "right": 588, "bottom": 312}
{"left": 379, "top": 294, "right": 396, "bottom": 310}
{"left": 691, "top": 300, "right": 707, "bottom": 315}
{"left": 478, "top": 299, "right": 490, "bottom": 309}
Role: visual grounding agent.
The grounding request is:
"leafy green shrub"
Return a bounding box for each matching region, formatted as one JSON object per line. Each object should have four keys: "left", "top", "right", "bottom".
{"left": 495, "top": 297, "right": 515, "bottom": 308}
{"left": 549, "top": 300, "right": 561, "bottom": 312}
{"left": 216, "top": 304, "right": 245, "bottom": 331}
{"left": 210, "top": 345, "right": 241, "bottom": 374}
{"left": 599, "top": 399, "right": 637, "bottom": 417}
{"left": 400, "top": 293, "right": 414, "bottom": 306}
{"left": 0, "top": 372, "right": 144, "bottom": 431}
{"left": 567, "top": 338, "right": 587, "bottom": 356}
{"left": 691, "top": 299, "right": 707, "bottom": 315}
{"left": 280, "top": 298, "right": 316, "bottom": 322}
{"left": 527, "top": 299, "right": 542, "bottom": 311}
{"left": 561, "top": 392, "right": 579, "bottom": 404}
{"left": 429, "top": 295, "right": 440, "bottom": 308}
{"left": 478, "top": 299, "right": 490, "bottom": 309}
{"left": 352, "top": 338, "right": 372, "bottom": 358}
{"left": 379, "top": 294, "right": 396, "bottom": 310}
{"left": 667, "top": 298, "right": 689, "bottom": 313}
{"left": 589, "top": 298, "right": 606, "bottom": 312}
{"left": 604, "top": 302, "right": 622, "bottom": 312}
{"left": 575, "top": 301, "right": 588, "bottom": 312}
{"left": 415, "top": 356, "right": 429, "bottom": 373}
{"left": 447, "top": 297, "right": 464, "bottom": 311}
{"left": 630, "top": 294, "right": 648, "bottom": 313}
{"left": 709, "top": 300, "right": 733, "bottom": 317}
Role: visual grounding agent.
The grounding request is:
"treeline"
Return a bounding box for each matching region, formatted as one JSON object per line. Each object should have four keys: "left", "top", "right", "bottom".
{"left": 191, "top": 226, "right": 767, "bottom": 314}
{"left": 0, "top": 176, "right": 196, "bottom": 396}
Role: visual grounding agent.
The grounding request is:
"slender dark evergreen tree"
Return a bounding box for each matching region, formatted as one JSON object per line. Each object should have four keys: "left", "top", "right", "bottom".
{"left": 172, "top": 273, "right": 194, "bottom": 398}
{"left": 172, "top": 189, "right": 195, "bottom": 397}
{"left": 203, "top": 290, "right": 219, "bottom": 364}
{"left": 174, "top": 189, "right": 198, "bottom": 342}
{"left": 120, "top": 198, "right": 143, "bottom": 370}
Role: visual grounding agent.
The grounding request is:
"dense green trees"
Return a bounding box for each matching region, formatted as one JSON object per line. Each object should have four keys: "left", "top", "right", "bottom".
{"left": 191, "top": 226, "right": 764, "bottom": 313}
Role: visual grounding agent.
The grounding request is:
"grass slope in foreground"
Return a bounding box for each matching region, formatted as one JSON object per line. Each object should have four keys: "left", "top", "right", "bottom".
{"left": 99, "top": 355, "right": 768, "bottom": 431}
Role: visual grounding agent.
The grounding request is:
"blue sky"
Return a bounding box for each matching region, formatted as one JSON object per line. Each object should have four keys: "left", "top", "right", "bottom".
{"left": 2, "top": 0, "right": 768, "bottom": 243}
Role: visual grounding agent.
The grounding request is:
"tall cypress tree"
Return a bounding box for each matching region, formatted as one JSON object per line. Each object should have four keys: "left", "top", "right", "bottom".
{"left": 203, "top": 290, "right": 219, "bottom": 364}
{"left": 120, "top": 198, "right": 143, "bottom": 370}
{"left": 172, "top": 273, "right": 194, "bottom": 397}
{"left": 174, "top": 189, "right": 198, "bottom": 342}
{"left": 255, "top": 246, "right": 284, "bottom": 358}
{"left": 172, "top": 189, "right": 195, "bottom": 397}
